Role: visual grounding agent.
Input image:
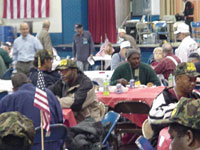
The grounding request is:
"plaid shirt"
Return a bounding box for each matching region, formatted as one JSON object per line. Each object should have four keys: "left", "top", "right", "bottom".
{"left": 154, "top": 54, "right": 181, "bottom": 79}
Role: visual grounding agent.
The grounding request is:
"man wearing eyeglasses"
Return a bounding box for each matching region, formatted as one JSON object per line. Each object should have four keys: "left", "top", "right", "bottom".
{"left": 148, "top": 62, "right": 200, "bottom": 147}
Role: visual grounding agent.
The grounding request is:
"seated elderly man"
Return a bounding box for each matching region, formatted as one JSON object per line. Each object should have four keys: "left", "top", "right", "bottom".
{"left": 154, "top": 43, "right": 181, "bottom": 80}
{"left": 49, "top": 59, "right": 104, "bottom": 123}
{"left": 0, "top": 73, "right": 63, "bottom": 127}
{"left": 175, "top": 23, "right": 198, "bottom": 62}
{"left": 29, "top": 49, "right": 60, "bottom": 87}
{"left": 0, "top": 112, "right": 35, "bottom": 150}
{"left": 110, "top": 48, "right": 160, "bottom": 86}
{"left": 111, "top": 41, "right": 131, "bottom": 70}
{"left": 157, "top": 97, "right": 200, "bottom": 150}
{"left": 148, "top": 62, "right": 200, "bottom": 147}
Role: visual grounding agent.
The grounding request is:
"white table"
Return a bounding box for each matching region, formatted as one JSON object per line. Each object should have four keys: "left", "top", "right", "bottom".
{"left": 0, "top": 79, "right": 13, "bottom": 92}
{"left": 93, "top": 56, "right": 112, "bottom": 70}
{"left": 84, "top": 71, "right": 113, "bottom": 87}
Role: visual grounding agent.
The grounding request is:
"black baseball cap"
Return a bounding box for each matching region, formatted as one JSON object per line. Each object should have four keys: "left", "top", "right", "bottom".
{"left": 75, "top": 24, "right": 83, "bottom": 29}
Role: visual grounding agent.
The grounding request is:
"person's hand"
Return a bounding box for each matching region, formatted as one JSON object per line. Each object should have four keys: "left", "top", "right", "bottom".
{"left": 147, "top": 82, "right": 154, "bottom": 87}
{"left": 117, "top": 78, "right": 128, "bottom": 87}
{"left": 90, "top": 54, "right": 93, "bottom": 58}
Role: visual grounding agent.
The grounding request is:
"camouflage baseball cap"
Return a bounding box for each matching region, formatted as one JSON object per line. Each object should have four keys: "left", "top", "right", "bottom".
{"left": 174, "top": 62, "right": 200, "bottom": 77}
{"left": 56, "top": 59, "right": 78, "bottom": 70}
{"left": 34, "top": 49, "right": 53, "bottom": 61}
{"left": 156, "top": 97, "right": 200, "bottom": 129}
{"left": 0, "top": 112, "right": 35, "bottom": 145}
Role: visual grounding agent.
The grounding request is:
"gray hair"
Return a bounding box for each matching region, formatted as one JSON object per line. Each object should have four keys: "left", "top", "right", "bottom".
{"left": 162, "top": 43, "right": 173, "bottom": 54}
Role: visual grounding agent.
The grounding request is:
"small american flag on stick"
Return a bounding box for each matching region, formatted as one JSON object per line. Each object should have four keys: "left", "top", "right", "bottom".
{"left": 34, "top": 70, "right": 51, "bottom": 133}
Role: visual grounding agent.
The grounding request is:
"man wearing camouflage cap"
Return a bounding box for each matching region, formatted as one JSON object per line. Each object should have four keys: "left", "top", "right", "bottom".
{"left": 49, "top": 59, "right": 105, "bottom": 123}
{"left": 0, "top": 111, "right": 35, "bottom": 150}
{"left": 29, "top": 49, "right": 60, "bottom": 87}
{"left": 148, "top": 62, "right": 200, "bottom": 147}
{"left": 158, "top": 97, "right": 200, "bottom": 150}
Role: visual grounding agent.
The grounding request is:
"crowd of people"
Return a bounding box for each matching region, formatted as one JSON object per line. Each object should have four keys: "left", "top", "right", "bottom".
{"left": 1, "top": 5, "right": 200, "bottom": 148}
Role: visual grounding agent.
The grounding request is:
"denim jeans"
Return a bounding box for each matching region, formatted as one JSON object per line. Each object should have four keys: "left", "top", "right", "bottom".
{"left": 76, "top": 61, "right": 89, "bottom": 71}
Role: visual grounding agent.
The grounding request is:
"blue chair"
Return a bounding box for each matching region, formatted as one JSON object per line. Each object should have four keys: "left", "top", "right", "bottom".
{"left": 32, "top": 124, "right": 67, "bottom": 150}
{"left": 135, "top": 136, "right": 153, "bottom": 150}
{"left": 101, "top": 111, "right": 120, "bottom": 147}
{"left": 191, "top": 22, "right": 200, "bottom": 43}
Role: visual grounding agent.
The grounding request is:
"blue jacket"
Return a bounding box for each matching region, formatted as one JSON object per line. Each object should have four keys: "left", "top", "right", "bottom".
{"left": 0, "top": 83, "right": 63, "bottom": 127}
{"left": 29, "top": 67, "right": 60, "bottom": 88}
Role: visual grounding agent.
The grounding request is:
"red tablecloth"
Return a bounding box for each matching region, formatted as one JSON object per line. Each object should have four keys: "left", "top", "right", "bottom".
{"left": 97, "top": 86, "right": 165, "bottom": 127}
{"left": 62, "top": 109, "right": 77, "bottom": 127}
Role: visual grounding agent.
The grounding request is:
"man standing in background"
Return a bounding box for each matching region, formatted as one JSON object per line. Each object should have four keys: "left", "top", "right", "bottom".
{"left": 12, "top": 22, "right": 43, "bottom": 75}
{"left": 183, "top": 0, "right": 194, "bottom": 33}
{"left": 118, "top": 28, "right": 138, "bottom": 49}
{"left": 72, "top": 24, "right": 95, "bottom": 71}
{"left": 37, "top": 20, "right": 52, "bottom": 51}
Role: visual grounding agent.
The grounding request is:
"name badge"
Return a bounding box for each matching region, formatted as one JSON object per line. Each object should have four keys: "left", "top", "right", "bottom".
{"left": 83, "top": 38, "right": 88, "bottom": 45}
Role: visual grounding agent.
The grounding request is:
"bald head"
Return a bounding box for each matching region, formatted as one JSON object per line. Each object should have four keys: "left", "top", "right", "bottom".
{"left": 162, "top": 43, "right": 173, "bottom": 55}
{"left": 42, "top": 20, "right": 50, "bottom": 31}
{"left": 20, "top": 22, "right": 29, "bottom": 37}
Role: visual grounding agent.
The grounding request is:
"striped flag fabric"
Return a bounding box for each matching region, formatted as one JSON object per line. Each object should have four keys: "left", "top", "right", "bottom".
{"left": 34, "top": 70, "right": 51, "bottom": 133}
{"left": 3, "top": 0, "right": 50, "bottom": 19}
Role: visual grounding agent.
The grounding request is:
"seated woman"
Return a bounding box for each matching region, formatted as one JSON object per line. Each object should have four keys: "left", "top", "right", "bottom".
{"left": 151, "top": 47, "right": 164, "bottom": 69}
{"left": 96, "top": 42, "right": 114, "bottom": 57}
{"left": 29, "top": 49, "right": 60, "bottom": 88}
{"left": 95, "top": 39, "right": 115, "bottom": 70}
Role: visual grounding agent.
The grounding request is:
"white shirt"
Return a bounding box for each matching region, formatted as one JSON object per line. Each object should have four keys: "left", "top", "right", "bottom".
{"left": 175, "top": 36, "right": 198, "bottom": 62}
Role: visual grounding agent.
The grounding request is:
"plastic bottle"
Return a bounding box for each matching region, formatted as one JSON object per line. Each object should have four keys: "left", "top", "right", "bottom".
{"left": 168, "top": 73, "right": 173, "bottom": 87}
{"left": 103, "top": 75, "right": 110, "bottom": 96}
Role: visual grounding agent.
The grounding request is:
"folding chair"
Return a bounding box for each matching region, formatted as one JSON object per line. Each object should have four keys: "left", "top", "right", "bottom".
{"left": 32, "top": 124, "right": 67, "bottom": 150}
{"left": 114, "top": 101, "right": 150, "bottom": 148}
{"left": 142, "top": 119, "right": 153, "bottom": 140}
{"left": 136, "top": 22, "right": 152, "bottom": 44}
{"left": 162, "top": 15, "right": 176, "bottom": 42}
{"left": 101, "top": 111, "right": 120, "bottom": 149}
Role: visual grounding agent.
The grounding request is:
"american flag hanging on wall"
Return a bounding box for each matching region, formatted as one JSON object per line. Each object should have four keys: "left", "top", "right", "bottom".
{"left": 3, "top": 0, "right": 50, "bottom": 19}
{"left": 34, "top": 70, "right": 51, "bottom": 133}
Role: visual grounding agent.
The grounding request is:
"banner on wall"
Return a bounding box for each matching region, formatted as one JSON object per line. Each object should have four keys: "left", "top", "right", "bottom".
{"left": 3, "top": 0, "right": 50, "bottom": 19}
